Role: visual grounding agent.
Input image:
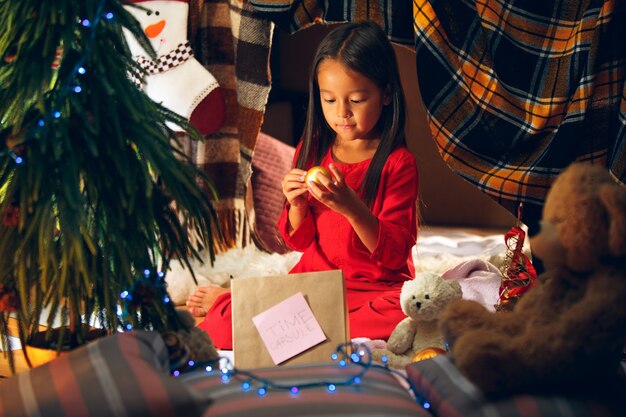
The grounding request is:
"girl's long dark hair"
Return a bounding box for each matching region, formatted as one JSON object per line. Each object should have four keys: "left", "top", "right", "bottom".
{"left": 296, "top": 20, "right": 407, "bottom": 207}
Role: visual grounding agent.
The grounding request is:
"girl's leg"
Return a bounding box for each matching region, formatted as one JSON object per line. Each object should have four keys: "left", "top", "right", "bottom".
{"left": 196, "top": 292, "right": 234, "bottom": 350}
{"left": 186, "top": 285, "right": 230, "bottom": 317}
{"left": 347, "top": 289, "right": 405, "bottom": 341}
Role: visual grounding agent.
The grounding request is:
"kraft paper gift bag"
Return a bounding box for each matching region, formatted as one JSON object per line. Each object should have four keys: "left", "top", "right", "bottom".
{"left": 231, "top": 270, "right": 349, "bottom": 369}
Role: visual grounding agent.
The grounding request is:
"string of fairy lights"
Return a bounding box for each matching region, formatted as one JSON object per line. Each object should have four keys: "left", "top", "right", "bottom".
{"left": 169, "top": 341, "right": 432, "bottom": 410}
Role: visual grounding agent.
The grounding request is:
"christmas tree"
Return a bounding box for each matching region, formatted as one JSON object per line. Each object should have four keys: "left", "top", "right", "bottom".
{"left": 0, "top": 0, "right": 220, "bottom": 369}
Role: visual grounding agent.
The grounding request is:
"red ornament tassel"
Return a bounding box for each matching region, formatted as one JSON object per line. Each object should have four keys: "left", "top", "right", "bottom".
{"left": 496, "top": 204, "right": 538, "bottom": 311}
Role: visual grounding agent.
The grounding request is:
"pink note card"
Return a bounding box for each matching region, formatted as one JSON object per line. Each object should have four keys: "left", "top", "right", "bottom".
{"left": 252, "top": 292, "right": 327, "bottom": 365}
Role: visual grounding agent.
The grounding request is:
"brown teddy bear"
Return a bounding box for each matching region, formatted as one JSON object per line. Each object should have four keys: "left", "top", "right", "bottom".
{"left": 440, "top": 162, "right": 626, "bottom": 397}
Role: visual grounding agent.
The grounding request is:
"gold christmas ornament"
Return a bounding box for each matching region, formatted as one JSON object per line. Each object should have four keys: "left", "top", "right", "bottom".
{"left": 305, "top": 166, "right": 331, "bottom": 186}
{"left": 411, "top": 347, "right": 446, "bottom": 363}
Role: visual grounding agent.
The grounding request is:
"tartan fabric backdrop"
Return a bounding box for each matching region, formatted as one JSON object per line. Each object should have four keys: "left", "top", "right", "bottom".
{"left": 181, "top": 0, "right": 274, "bottom": 251}
{"left": 412, "top": 0, "right": 626, "bottom": 223}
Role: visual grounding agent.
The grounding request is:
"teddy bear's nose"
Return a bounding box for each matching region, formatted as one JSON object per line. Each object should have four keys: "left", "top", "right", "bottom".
{"left": 415, "top": 301, "right": 422, "bottom": 310}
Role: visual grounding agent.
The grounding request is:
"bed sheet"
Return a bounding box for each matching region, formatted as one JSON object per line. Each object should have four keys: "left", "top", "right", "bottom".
{"left": 166, "top": 225, "right": 528, "bottom": 308}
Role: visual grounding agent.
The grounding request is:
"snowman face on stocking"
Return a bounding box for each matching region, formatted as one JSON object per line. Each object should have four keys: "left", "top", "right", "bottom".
{"left": 124, "top": 0, "right": 225, "bottom": 135}
{"left": 124, "top": 0, "right": 188, "bottom": 57}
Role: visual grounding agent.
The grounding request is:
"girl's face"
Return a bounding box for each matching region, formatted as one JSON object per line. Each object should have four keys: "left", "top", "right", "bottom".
{"left": 317, "top": 58, "right": 391, "bottom": 143}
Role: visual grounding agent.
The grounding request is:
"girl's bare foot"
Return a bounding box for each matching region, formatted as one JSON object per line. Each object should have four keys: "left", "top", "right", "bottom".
{"left": 186, "top": 285, "right": 229, "bottom": 317}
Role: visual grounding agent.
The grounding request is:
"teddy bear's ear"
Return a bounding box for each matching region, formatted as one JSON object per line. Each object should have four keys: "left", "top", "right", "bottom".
{"left": 439, "top": 279, "right": 463, "bottom": 301}
{"left": 448, "top": 280, "right": 463, "bottom": 298}
{"left": 599, "top": 184, "right": 626, "bottom": 257}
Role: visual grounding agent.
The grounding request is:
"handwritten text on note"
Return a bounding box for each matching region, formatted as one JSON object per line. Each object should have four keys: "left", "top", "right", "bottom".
{"left": 252, "top": 292, "right": 326, "bottom": 364}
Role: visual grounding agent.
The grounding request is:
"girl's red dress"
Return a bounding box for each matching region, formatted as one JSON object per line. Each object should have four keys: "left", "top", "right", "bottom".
{"left": 198, "top": 145, "right": 419, "bottom": 349}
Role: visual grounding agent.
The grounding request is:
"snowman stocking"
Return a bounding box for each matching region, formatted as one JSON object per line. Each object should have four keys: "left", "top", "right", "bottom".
{"left": 124, "top": 0, "right": 225, "bottom": 136}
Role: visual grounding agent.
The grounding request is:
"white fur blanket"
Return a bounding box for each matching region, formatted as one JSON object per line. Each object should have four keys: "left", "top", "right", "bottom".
{"left": 166, "top": 227, "right": 524, "bottom": 310}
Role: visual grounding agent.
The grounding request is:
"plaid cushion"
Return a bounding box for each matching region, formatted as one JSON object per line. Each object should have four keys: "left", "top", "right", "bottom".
{"left": 0, "top": 331, "right": 210, "bottom": 417}
{"left": 406, "top": 355, "right": 626, "bottom": 417}
{"left": 180, "top": 362, "right": 431, "bottom": 417}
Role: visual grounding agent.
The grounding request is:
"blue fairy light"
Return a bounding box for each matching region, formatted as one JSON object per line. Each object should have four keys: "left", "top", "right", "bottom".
{"left": 53, "top": 111, "right": 61, "bottom": 118}
{"left": 105, "top": 12, "right": 114, "bottom": 20}
{"left": 143, "top": 269, "right": 150, "bottom": 277}
{"left": 163, "top": 296, "right": 170, "bottom": 303}
{"left": 331, "top": 353, "right": 338, "bottom": 360}
{"left": 73, "top": 86, "right": 82, "bottom": 93}
{"left": 187, "top": 360, "right": 195, "bottom": 367}
{"left": 78, "top": 67, "right": 86, "bottom": 75}
{"left": 158, "top": 271, "right": 165, "bottom": 279}
{"left": 174, "top": 342, "right": 419, "bottom": 403}
{"left": 38, "top": 119, "right": 45, "bottom": 127}
{"left": 423, "top": 402, "right": 431, "bottom": 409}
{"left": 173, "top": 370, "right": 180, "bottom": 377}
{"left": 81, "top": 19, "right": 91, "bottom": 27}
{"left": 14, "top": 156, "right": 23, "bottom": 165}
{"left": 125, "top": 324, "right": 132, "bottom": 330}
{"left": 120, "top": 290, "right": 129, "bottom": 299}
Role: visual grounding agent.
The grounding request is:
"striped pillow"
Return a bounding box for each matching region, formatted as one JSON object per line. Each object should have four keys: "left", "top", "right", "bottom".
{"left": 179, "top": 362, "right": 431, "bottom": 417}
{"left": 406, "top": 355, "right": 626, "bottom": 417}
{"left": 0, "top": 331, "right": 210, "bottom": 417}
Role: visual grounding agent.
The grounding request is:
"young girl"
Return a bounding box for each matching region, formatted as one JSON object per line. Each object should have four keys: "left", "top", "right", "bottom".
{"left": 188, "top": 20, "right": 419, "bottom": 349}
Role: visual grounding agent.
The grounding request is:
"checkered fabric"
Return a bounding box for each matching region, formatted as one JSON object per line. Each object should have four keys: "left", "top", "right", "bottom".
{"left": 132, "top": 41, "right": 195, "bottom": 88}
{"left": 413, "top": 0, "right": 626, "bottom": 218}
{"left": 249, "top": 0, "right": 415, "bottom": 46}
{"left": 180, "top": 0, "right": 273, "bottom": 251}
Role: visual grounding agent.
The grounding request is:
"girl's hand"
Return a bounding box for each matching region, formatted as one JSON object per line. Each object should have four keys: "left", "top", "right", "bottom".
{"left": 307, "top": 163, "right": 363, "bottom": 216}
{"left": 281, "top": 168, "right": 309, "bottom": 209}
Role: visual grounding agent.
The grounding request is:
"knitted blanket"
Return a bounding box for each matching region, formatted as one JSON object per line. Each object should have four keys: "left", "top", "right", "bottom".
{"left": 180, "top": 0, "right": 273, "bottom": 251}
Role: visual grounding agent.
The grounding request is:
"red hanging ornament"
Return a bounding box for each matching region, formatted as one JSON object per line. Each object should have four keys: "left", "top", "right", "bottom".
{"left": 131, "top": 282, "right": 158, "bottom": 307}
{"left": 51, "top": 46, "right": 63, "bottom": 70}
{"left": 3, "top": 45, "right": 17, "bottom": 63}
{"left": 0, "top": 283, "right": 19, "bottom": 312}
{"left": 495, "top": 204, "right": 538, "bottom": 312}
{"left": 2, "top": 202, "right": 20, "bottom": 228}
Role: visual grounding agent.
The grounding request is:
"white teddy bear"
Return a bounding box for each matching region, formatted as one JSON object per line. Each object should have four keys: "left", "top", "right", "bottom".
{"left": 373, "top": 272, "right": 462, "bottom": 369}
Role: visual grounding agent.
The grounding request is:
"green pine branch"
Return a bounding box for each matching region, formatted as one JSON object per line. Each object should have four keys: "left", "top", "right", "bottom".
{"left": 0, "top": 0, "right": 222, "bottom": 371}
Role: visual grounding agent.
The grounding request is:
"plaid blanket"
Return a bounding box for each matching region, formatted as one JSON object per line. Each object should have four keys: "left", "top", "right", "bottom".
{"left": 249, "top": 0, "right": 415, "bottom": 46}
{"left": 413, "top": 0, "right": 626, "bottom": 222}
{"left": 181, "top": 0, "right": 273, "bottom": 251}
